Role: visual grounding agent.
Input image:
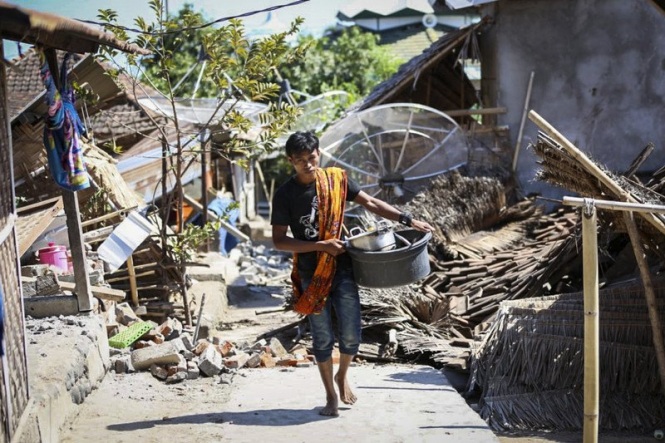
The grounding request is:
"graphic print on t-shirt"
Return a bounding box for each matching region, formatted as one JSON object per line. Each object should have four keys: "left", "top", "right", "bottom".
{"left": 299, "top": 195, "right": 319, "bottom": 239}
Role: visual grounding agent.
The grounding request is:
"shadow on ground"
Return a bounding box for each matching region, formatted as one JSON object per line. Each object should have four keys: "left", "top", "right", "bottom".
{"left": 106, "top": 408, "right": 338, "bottom": 432}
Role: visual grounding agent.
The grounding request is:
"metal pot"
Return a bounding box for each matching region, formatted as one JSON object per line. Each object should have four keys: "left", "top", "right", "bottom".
{"left": 347, "top": 229, "right": 432, "bottom": 288}
{"left": 345, "top": 220, "right": 395, "bottom": 251}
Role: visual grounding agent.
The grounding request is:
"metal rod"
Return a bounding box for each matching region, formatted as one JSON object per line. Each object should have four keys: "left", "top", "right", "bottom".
{"left": 193, "top": 293, "right": 206, "bottom": 343}
{"left": 563, "top": 196, "right": 665, "bottom": 214}
{"left": 582, "top": 205, "right": 599, "bottom": 443}
{"left": 512, "top": 71, "right": 535, "bottom": 173}
{"left": 200, "top": 130, "right": 209, "bottom": 252}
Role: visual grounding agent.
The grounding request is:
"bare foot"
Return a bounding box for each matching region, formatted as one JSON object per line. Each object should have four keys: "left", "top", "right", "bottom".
{"left": 319, "top": 395, "right": 339, "bottom": 417}
{"left": 334, "top": 373, "right": 357, "bottom": 405}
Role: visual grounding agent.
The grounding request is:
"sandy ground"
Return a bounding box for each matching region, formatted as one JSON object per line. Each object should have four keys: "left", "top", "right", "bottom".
{"left": 57, "top": 257, "right": 661, "bottom": 443}
{"left": 61, "top": 363, "right": 498, "bottom": 443}
{"left": 60, "top": 371, "right": 232, "bottom": 443}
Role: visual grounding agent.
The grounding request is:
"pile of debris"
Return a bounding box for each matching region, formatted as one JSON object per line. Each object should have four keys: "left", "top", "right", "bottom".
{"left": 227, "top": 243, "right": 292, "bottom": 287}
{"left": 109, "top": 303, "right": 315, "bottom": 384}
{"left": 351, "top": 173, "right": 582, "bottom": 369}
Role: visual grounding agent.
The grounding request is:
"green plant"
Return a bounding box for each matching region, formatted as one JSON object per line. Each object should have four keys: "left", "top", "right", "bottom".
{"left": 279, "top": 26, "right": 403, "bottom": 98}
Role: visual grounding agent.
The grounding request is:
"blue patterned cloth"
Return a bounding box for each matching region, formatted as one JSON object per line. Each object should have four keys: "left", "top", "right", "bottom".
{"left": 39, "top": 51, "right": 90, "bottom": 191}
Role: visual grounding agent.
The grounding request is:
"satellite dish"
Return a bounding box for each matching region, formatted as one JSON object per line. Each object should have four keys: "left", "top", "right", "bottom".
{"left": 319, "top": 103, "right": 468, "bottom": 211}
{"left": 422, "top": 13, "right": 438, "bottom": 28}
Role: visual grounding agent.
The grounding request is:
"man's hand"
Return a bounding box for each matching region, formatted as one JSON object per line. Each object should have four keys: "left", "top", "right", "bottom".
{"left": 411, "top": 219, "right": 434, "bottom": 233}
{"left": 318, "top": 238, "right": 346, "bottom": 256}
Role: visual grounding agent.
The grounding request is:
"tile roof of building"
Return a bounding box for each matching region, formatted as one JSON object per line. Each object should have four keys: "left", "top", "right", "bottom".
{"left": 6, "top": 49, "right": 79, "bottom": 121}
{"left": 378, "top": 25, "right": 450, "bottom": 62}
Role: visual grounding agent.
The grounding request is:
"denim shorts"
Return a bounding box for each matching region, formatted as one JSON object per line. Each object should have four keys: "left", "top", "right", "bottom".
{"left": 300, "top": 269, "right": 362, "bottom": 362}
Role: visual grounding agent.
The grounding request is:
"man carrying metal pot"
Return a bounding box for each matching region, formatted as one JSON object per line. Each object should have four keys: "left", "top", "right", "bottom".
{"left": 271, "top": 131, "right": 433, "bottom": 417}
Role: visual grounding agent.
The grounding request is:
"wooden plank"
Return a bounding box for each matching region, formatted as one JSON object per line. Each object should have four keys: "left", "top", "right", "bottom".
{"left": 126, "top": 254, "right": 139, "bottom": 307}
{"left": 15, "top": 196, "right": 63, "bottom": 255}
{"left": 58, "top": 281, "right": 125, "bottom": 302}
{"left": 444, "top": 107, "right": 507, "bottom": 117}
{"left": 62, "top": 190, "right": 93, "bottom": 311}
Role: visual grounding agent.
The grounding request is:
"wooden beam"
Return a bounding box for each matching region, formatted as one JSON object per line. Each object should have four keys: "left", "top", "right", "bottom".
{"left": 62, "top": 191, "right": 93, "bottom": 311}
{"left": 58, "top": 281, "right": 125, "bottom": 302}
{"left": 126, "top": 254, "right": 139, "bottom": 307}
{"left": 444, "top": 107, "right": 507, "bottom": 117}
{"left": 623, "top": 142, "right": 655, "bottom": 179}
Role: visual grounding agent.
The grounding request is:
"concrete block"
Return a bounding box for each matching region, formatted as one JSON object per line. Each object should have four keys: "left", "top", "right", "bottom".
{"left": 166, "top": 371, "right": 186, "bottom": 384}
{"left": 198, "top": 345, "right": 223, "bottom": 377}
{"left": 24, "top": 295, "right": 78, "bottom": 318}
{"left": 115, "top": 302, "right": 139, "bottom": 325}
{"left": 114, "top": 357, "right": 131, "bottom": 374}
{"left": 134, "top": 305, "right": 148, "bottom": 316}
{"left": 21, "top": 277, "right": 37, "bottom": 297}
{"left": 180, "top": 333, "right": 195, "bottom": 350}
{"left": 269, "top": 337, "right": 287, "bottom": 358}
{"left": 150, "top": 364, "right": 168, "bottom": 380}
{"left": 131, "top": 341, "right": 182, "bottom": 371}
{"left": 224, "top": 352, "right": 249, "bottom": 369}
{"left": 21, "top": 264, "right": 56, "bottom": 277}
{"left": 246, "top": 353, "right": 261, "bottom": 368}
{"left": 187, "top": 361, "right": 199, "bottom": 380}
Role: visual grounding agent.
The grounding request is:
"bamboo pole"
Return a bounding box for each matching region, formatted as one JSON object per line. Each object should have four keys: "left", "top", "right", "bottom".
{"left": 582, "top": 204, "right": 599, "bottom": 443}
{"left": 529, "top": 110, "right": 665, "bottom": 237}
{"left": 564, "top": 196, "right": 665, "bottom": 214}
{"left": 622, "top": 211, "right": 665, "bottom": 396}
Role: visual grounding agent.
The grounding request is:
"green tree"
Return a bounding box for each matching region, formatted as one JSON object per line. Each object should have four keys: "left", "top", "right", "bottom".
{"left": 280, "top": 26, "right": 403, "bottom": 99}
{"left": 138, "top": 3, "right": 217, "bottom": 98}
{"left": 96, "top": 0, "right": 306, "bottom": 325}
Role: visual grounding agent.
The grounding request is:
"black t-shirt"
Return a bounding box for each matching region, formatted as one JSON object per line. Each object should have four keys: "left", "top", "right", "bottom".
{"left": 271, "top": 173, "right": 361, "bottom": 276}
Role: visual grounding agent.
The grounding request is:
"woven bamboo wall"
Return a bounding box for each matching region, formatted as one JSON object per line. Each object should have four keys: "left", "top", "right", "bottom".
{"left": 0, "top": 235, "right": 29, "bottom": 435}
{"left": 0, "top": 41, "right": 30, "bottom": 440}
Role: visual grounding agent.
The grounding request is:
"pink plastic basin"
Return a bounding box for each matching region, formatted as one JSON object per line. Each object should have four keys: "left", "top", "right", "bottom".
{"left": 38, "top": 242, "right": 69, "bottom": 272}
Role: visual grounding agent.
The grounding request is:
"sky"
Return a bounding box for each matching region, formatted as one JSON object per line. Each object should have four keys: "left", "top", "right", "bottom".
{"left": 3, "top": 0, "right": 357, "bottom": 60}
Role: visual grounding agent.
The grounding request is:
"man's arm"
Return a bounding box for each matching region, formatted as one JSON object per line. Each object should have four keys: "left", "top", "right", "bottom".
{"left": 272, "top": 225, "right": 346, "bottom": 256}
{"left": 353, "top": 191, "right": 434, "bottom": 232}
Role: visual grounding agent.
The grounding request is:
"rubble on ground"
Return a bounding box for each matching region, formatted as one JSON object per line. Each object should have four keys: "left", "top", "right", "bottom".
{"left": 225, "top": 243, "right": 292, "bottom": 286}
{"left": 108, "top": 302, "right": 316, "bottom": 384}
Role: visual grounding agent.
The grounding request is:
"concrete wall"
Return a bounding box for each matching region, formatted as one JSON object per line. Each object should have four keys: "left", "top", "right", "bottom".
{"left": 484, "top": 0, "right": 665, "bottom": 198}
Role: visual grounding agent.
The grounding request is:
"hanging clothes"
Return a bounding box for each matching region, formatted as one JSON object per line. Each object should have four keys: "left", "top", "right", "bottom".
{"left": 39, "top": 50, "right": 90, "bottom": 191}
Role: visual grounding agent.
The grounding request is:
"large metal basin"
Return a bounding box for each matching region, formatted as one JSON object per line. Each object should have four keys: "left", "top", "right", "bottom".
{"left": 346, "top": 229, "right": 431, "bottom": 288}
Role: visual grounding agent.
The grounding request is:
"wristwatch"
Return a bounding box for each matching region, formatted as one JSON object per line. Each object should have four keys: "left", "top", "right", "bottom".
{"left": 399, "top": 212, "right": 413, "bottom": 227}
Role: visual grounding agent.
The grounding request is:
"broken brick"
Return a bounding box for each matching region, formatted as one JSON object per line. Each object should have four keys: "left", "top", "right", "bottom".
{"left": 260, "top": 353, "right": 276, "bottom": 368}
{"left": 198, "top": 345, "right": 223, "bottom": 376}
{"left": 224, "top": 352, "right": 250, "bottom": 369}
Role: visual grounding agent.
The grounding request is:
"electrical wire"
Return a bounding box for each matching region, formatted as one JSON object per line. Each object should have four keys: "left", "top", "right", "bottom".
{"left": 77, "top": 0, "right": 309, "bottom": 36}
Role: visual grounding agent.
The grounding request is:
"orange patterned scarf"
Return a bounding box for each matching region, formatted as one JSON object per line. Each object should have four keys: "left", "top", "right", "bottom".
{"left": 291, "top": 167, "right": 348, "bottom": 315}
